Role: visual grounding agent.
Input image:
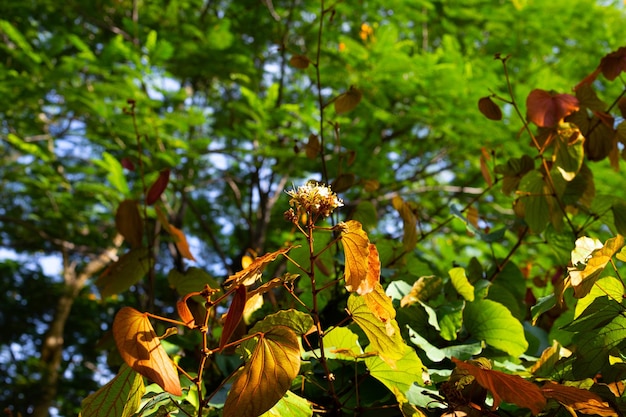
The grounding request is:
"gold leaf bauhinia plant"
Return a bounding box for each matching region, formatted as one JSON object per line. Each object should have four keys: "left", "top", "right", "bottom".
{"left": 81, "top": 180, "right": 418, "bottom": 417}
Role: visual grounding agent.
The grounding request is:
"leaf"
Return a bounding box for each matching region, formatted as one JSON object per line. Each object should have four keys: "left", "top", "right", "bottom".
{"left": 167, "top": 267, "right": 221, "bottom": 301}
{"left": 478, "top": 96, "right": 502, "bottom": 121}
{"left": 156, "top": 207, "right": 197, "bottom": 261}
{"left": 527, "top": 89, "right": 579, "bottom": 127}
{"left": 567, "top": 235, "right": 624, "bottom": 298}
{"left": 224, "top": 246, "right": 294, "bottom": 288}
{"left": 289, "top": 54, "right": 310, "bottom": 69}
{"left": 145, "top": 169, "right": 170, "bottom": 205}
{"left": 220, "top": 285, "right": 247, "bottom": 349}
{"left": 98, "top": 152, "right": 130, "bottom": 195}
{"left": 598, "top": 46, "right": 626, "bottom": 81}
{"left": 80, "top": 364, "right": 144, "bottom": 417}
{"left": 364, "top": 343, "right": 424, "bottom": 398}
{"left": 391, "top": 196, "right": 418, "bottom": 251}
{"left": 334, "top": 85, "right": 362, "bottom": 114}
{"left": 176, "top": 293, "right": 196, "bottom": 329}
{"left": 463, "top": 299, "right": 528, "bottom": 357}
{"left": 348, "top": 286, "right": 405, "bottom": 365}
{"left": 612, "top": 200, "right": 626, "bottom": 236}
{"left": 541, "top": 381, "right": 617, "bottom": 417}
{"left": 115, "top": 200, "right": 143, "bottom": 248}
{"left": 554, "top": 128, "right": 585, "bottom": 181}
{"left": 323, "top": 326, "right": 362, "bottom": 360}
{"left": 517, "top": 170, "right": 551, "bottom": 233}
{"left": 223, "top": 326, "right": 300, "bottom": 417}
{"left": 574, "top": 276, "right": 623, "bottom": 319}
{"left": 340, "top": 220, "right": 371, "bottom": 293}
{"left": 112, "top": 307, "right": 182, "bottom": 396}
{"left": 304, "top": 134, "right": 319, "bottom": 159}
{"left": 260, "top": 391, "right": 312, "bottom": 417}
{"left": 249, "top": 309, "right": 314, "bottom": 336}
{"left": 96, "top": 248, "right": 150, "bottom": 298}
{"left": 452, "top": 358, "right": 546, "bottom": 415}
{"left": 331, "top": 173, "right": 356, "bottom": 193}
{"left": 572, "top": 314, "right": 626, "bottom": 379}
{"left": 449, "top": 267, "right": 475, "bottom": 302}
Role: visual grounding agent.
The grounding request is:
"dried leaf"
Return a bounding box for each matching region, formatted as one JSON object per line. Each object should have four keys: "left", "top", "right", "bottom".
{"left": 568, "top": 235, "right": 625, "bottom": 298}
{"left": 452, "top": 358, "right": 546, "bottom": 415}
{"left": 145, "top": 169, "right": 170, "bottom": 205}
{"left": 115, "top": 200, "right": 143, "bottom": 248}
{"left": 223, "top": 326, "right": 300, "bottom": 417}
{"left": 289, "top": 54, "right": 310, "bottom": 69}
{"left": 220, "top": 285, "right": 247, "bottom": 349}
{"left": 478, "top": 96, "right": 502, "bottom": 121}
{"left": 527, "top": 89, "right": 579, "bottom": 128}
{"left": 224, "top": 247, "right": 295, "bottom": 288}
{"left": 176, "top": 292, "right": 198, "bottom": 329}
{"left": 334, "top": 86, "right": 362, "bottom": 114}
{"left": 112, "top": 307, "right": 182, "bottom": 396}
{"left": 340, "top": 220, "right": 371, "bottom": 294}
{"left": 304, "top": 134, "right": 320, "bottom": 159}
{"left": 541, "top": 381, "right": 617, "bottom": 417}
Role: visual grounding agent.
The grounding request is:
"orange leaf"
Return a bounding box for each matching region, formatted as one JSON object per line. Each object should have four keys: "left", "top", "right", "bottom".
{"left": 223, "top": 326, "right": 300, "bottom": 417}
{"left": 168, "top": 224, "right": 196, "bottom": 261}
{"left": 340, "top": 220, "right": 371, "bottom": 293}
{"left": 112, "top": 307, "right": 182, "bottom": 396}
{"left": 478, "top": 96, "right": 502, "bottom": 121}
{"left": 176, "top": 292, "right": 198, "bottom": 329}
{"left": 542, "top": 382, "right": 617, "bottom": 417}
{"left": 452, "top": 358, "right": 546, "bottom": 415}
{"left": 599, "top": 46, "right": 626, "bottom": 81}
{"left": 527, "top": 89, "right": 579, "bottom": 128}
{"left": 305, "top": 133, "right": 320, "bottom": 159}
{"left": 347, "top": 243, "right": 380, "bottom": 295}
{"left": 223, "top": 246, "right": 294, "bottom": 288}
{"left": 115, "top": 200, "right": 143, "bottom": 248}
{"left": 145, "top": 169, "right": 170, "bottom": 205}
{"left": 220, "top": 285, "right": 247, "bottom": 349}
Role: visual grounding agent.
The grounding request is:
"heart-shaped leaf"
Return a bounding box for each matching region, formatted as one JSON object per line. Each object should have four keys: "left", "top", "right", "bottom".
{"left": 80, "top": 364, "right": 144, "bottom": 417}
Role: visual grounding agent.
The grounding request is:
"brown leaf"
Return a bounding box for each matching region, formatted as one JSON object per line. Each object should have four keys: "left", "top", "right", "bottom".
{"left": 223, "top": 246, "right": 294, "bottom": 288}
{"left": 331, "top": 173, "right": 355, "bottom": 193}
{"left": 478, "top": 96, "right": 502, "bottom": 121}
{"left": 176, "top": 292, "right": 198, "bottom": 328}
{"left": 480, "top": 148, "right": 493, "bottom": 187}
{"left": 220, "top": 285, "right": 247, "bottom": 349}
{"left": 223, "top": 326, "right": 300, "bottom": 417}
{"left": 156, "top": 206, "right": 196, "bottom": 261}
{"left": 346, "top": 243, "right": 380, "bottom": 295}
{"left": 335, "top": 85, "right": 362, "bottom": 114}
{"left": 541, "top": 382, "right": 617, "bottom": 417}
{"left": 289, "top": 54, "right": 310, "bottom": 69}
{"left": 599, "top": 46, "right": 626, "bottom": 81}
{"left": 452, "top": 358, "right": 546, "bottom": 415}
{"left": 305, "top": 134, "right": 320, "bottom": 159}
{"left": 527, "top": 89, "right": 579, "bottom": 128}
{"left": 112, "top": 307, "right": 181, "bottom": 396}
{"left": 115, "top": 200, "right": 143, "bottom": 248}
{"left": 145, "top": 169, "right": 170, "bottom": 205}
{"left": 340, "top": 220, "right": 371, "bottom": 294}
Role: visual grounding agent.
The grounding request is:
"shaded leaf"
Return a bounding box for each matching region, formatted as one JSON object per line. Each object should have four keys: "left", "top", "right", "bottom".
{"left": 112, "top": 307, "right": 182, "bottom": 396}
{"left": 572, "top": 314, "right": 626, "bottom": 379}
{"left": 168, "top": 267, "right": 221, "bottom": 301}
{"left": 223, "top": 326, "right": 300, "bottom": 417}
{"left": 452, "top": 358, "right": 546, "bottom": 415}
{"left": 449, "top": 267, "right": 475, "bottom": 302}
{"left": 249, "top": 309, "right": 314, "bottom": 336}
{"left": 331, "top": 173, "right": 356, "bottom": 193}
{"left": 224, "top": 246, "right": 294, "bottom": 288}
{"left": 541, "top": 381, "right": 617, "bottom": 417}
{"left": 96, "top": 248, "right": 150, "bottom": 298}
{"left": 599, "top": 46, "right": 626, "bottom": 81}
{"left": 220, "top": 285, "right": 247, "bottom": 349}
{"left": 517, "top": 170, "right": 551, "bottom": 233}
{"left": 115, "top": 200, "right": 143, "bottom": 248}
{"left": 145, "top": 169, "right": 170, "bottom": 205}
{"left": 289, "top": 54, "right": 310, "bottom": 69}
{"left": 334, "top": 85, "right": 362, "bottom": 114}
{"left": 554, "top": 128, "right": 584, "bottom": 181}
{"left": 304, "top": 134, "right": 319, "bottom": 159}
{"left": 340, "top": 220, "right": 371, "bottom": 293}
{"left": 527, "top": 89, "right": 579, "bottom": 128}
{"left": 612, "top": 200, "right": 626, "bottom": 236}
{"left": 463, "top": 299, "right": 528, "bottom": 357}
{"left": 80, "top": 364, "right": 144, "bottom": 417}
{"left": 478, "top": 96, "right": 502, "bottom": 121}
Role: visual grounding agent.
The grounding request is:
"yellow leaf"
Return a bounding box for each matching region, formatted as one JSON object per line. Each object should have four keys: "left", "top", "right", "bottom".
{"left": 224, "top": 246, "right": 295, "bottom": 288}
{"left": 391, "top": 196, "right": 418, "bottom": 251}
{"left": 112, "top": 307, "right": 182, "bottom": 396}
{"left": 334, "top": 86, "right": 362, "bottom": 114}
{"left": 567, "top": 235, "right": 624, "bottom": 298}
{"left": 340, "top": 220, "right": 371, "bottom": 293}
{"left": 115, "top": 199, "right": 143, "bottom": 248}
{"left": 223, "top": 326, "right": 300, "bottom": 417}
{"left": 156, "top": 206, "right": 196, "bottom": 261}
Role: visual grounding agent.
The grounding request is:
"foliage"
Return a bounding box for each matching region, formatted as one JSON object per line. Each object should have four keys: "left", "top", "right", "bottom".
{"left": 3, "top": 1, "right": 626, "bottom": 417}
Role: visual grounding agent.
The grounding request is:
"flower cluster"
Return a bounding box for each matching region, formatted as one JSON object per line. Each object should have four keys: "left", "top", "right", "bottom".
{"left": 285, "top": 181, "right": 343, "bottom": 218}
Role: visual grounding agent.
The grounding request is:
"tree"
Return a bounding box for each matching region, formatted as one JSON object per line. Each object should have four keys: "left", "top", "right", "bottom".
{"left": 1, "top": 0, "right": 626, "bottom": 416}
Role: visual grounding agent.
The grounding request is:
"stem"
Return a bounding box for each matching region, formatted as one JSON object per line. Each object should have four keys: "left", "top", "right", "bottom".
{"left": 314, "top": 0, "right": 329, "bottom": 183}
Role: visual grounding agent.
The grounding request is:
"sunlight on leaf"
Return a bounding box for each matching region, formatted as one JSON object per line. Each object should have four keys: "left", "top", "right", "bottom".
{"left": 115, "top": 199, "right": 143, "bottom": 248}
{"left": 391, "top": 196, "right": 418, "bottom": 251}
{"left": 112, "top": 307, "right": 182, "bottom": 396}
{"left": 567, "top": 235, "right": 624, "bottom": 298}
{"left": 249, "top": 309, "right": 314, "bottom": 336}
{"left": 224, "top": 246, "right": 294, "bottom": 288}
{"left": 220, "top": 284, "right": 247, "bottom": 349}
{"left": 260, "top": 390, "right": 312, "bottom": 417}
{"left": 541, "top": 381, "right": 617, "bottom": 417}
{"left": 155, "top": 206, "right": 196, "bottom": 261}
{"left": 96, "top": 248, "right": 150, "bottom": 298}
{"left": 452, "top": 358, "right": 546, "bottom": 415}
{"left": 340, "top": 220, "right": 371, "bottom": 294}
{"left": 365, "top": 344, "right": 424, "bottom": 398}
{"left": 449, "top": 267, "right": 475, "bottom": 302}
{"left": 323, "top": 327, "right": 362, "bottom": 360}
{"left": 223, "top": 326, "right": 300, "bottom": 417}
{"left": 176, "top": 292, "right": 197, "bottom": 328}
{"left": 80, "top": 364, "right": 144, "bottom": 417}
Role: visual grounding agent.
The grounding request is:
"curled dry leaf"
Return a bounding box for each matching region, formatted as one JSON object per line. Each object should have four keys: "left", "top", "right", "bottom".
{"left": 176, "top": 292, "right": 199, "bottom": 328}
{"left": 112, "top": 307, "right": 182, "bottom": 396}
{"left": 223, "top": 246, "right": 295, "bottom": 288}
{"left": 526, "top": 89, "right": 579, "bottom": 128}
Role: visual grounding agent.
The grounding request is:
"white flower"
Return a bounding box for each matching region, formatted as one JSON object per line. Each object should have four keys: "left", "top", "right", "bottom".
{"left": 286, "top": 181, "right": 343, "bottom": 217}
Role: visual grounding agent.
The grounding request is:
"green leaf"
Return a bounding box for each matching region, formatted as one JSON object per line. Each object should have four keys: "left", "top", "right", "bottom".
{"left": 518, "top": 170, "right": 551, "bottom": 233}
{"left": 96, "top": 248, "right": 150, "bottom": 298}
{"left": 449, "top": 267, "right": 475, "bottom": 302}
{"left": 0, "top": 20, "right": 42, "bottom": 63}
{"left": 568, "top": 235, "right": 624, "bottom": 298}
{"left": 572, "top": 315, "right": 626, "bottom": 379}
{"left": 530, "top": 294, "right": 556, "bottom": 326}
{"left": 365, "top": 344, "right": 424, "bottom": 399}
{"left": 249, "top": 309, "right": 314, "bottom": 336}
{"left": 612, "top": 199, "right": 626, "bottom": 236}
{"left": 464, "top": 299, "right": 528, "bottom": 357}
{"left": 167, "top": 267, "right": 221, "bottom": 301}
{"left": 80, "top": 364, "right": 144, "bottom": 417}
{"left": 437, "top": 301, "right": 464, "bottom": 341}
{"left": 564, "top": 296, "right": 623, "bottom": 332}
{"left": 6, "top": 133, "right": 51, "bottom": 162}
{"left": 260, "top": 391, "right": 312, "bottom": 417}
{"left": 407, "top": 326, "right": 445, "bottom": 362}
{"left": 224, "top": 326, "right": 300, "bottom": 417}
{"left": 554, "top": 129, "right": 584, "bottom": 181}
{"left": 348, "top": 291, "right": 405, "bottom": 365}
{"left": 574, "top": 276, "right": 623, "bottom": 319}
{"left": 95, "top": 152, "right": 129, "bottom": 195}
{"left": 322, "top": 327, "right": 362, "bottom": 360}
